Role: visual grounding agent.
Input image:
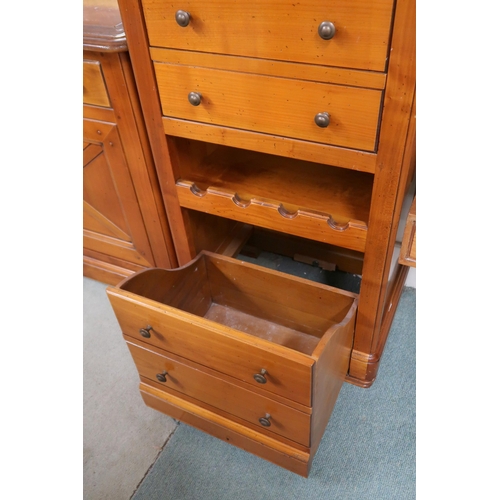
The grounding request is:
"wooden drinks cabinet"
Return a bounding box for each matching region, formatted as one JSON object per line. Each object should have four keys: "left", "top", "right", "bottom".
{"left": 105, "top": 0, "right": 416, "bottom": 476}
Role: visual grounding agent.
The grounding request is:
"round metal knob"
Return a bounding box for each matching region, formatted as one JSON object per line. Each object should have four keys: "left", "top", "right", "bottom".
{"left": 314, "top": 112, "right": 330, "bottom": 128}
{"left": 318, "top": 21, "right": 336, "bottom": 40}
{"left": 259, "top": 413, "right": 272, "bottom": 427}
{"left": 139, "top": 325, "right": 153, "bottom": 338}
{"left": 175, "top": 10, "right": 191, "bottom": 27}
{"left": 253, "top": 369, "right": 268, "bottom": 384}
{"left": 156, "top": 371, "right": 168, "bottom": 383}
{"left": 188, "top": 92, "right": 202, "bottom": 106}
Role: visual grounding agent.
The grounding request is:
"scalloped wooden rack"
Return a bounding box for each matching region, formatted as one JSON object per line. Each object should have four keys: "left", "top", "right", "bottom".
{"left": 176, "top": 180, "right": 368, "bottom": 253}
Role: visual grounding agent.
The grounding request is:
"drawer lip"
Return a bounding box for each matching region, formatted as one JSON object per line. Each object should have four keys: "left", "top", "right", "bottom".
{"left": 111, "top": 286, "right": 317, "bottom": 365}
{"left": 112, "top": 250, "right": 358, "bottom": 362}
{"left": 107, "top": 251, "right": 358, "bottom": 407}
{"left": 107, "top": 287, "right": 315, "bottom": 405}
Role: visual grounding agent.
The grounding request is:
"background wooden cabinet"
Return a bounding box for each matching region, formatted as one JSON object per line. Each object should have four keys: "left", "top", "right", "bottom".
{"left": 83, "top": 0, "right": 177, "bottom": 284}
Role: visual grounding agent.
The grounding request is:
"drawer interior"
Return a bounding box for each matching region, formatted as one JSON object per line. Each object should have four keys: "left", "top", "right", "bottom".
{"left": 120, "top": 252, "right": 357, "bottom": 356}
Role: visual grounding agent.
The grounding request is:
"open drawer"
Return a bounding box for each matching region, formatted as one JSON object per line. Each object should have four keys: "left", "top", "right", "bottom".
{"left": 107, "top": 251, "right": 357, "bottom": 474}
{"left": 107, "top": 251, "right": 357, "bottom": 406}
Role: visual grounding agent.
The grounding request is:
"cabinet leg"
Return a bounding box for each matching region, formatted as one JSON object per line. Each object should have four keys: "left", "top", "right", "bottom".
{"left": 347, "top": 264, "right": 410, "bottom": 387}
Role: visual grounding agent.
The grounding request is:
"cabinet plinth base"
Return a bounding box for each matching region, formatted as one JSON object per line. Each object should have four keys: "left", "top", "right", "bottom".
{"left": 140, "top": 382, "right": 312, "bottom": 477}
{"left": 346, "top": 264, "right": 410, "bottom": 388}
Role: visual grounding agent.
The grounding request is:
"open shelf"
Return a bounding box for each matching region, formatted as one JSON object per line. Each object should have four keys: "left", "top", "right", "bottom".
{"left": 173, "top": 142, "right": 374, "bottom": 253}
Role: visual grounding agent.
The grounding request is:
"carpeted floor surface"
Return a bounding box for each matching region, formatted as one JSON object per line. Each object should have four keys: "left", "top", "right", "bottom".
{"left": 131, "top": 286, "right": 416, "bottom": 500}
{"left": 83, "top": 278, "right": 178, "bottom": 500}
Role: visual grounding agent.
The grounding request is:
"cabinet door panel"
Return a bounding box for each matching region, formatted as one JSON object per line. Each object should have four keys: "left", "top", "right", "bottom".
{"left": 83, "top": 118, "right": 155, "bottom": 268}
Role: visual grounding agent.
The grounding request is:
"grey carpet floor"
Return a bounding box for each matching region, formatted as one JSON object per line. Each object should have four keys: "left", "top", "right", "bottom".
{"left": 132, "top": 287, "right": 416, "bottom": 500}
{"left": 83, "top": 278, "right": 178, "bottom": 500}
{"left": 84, "top": 271, "right": 415, "bottom": 499}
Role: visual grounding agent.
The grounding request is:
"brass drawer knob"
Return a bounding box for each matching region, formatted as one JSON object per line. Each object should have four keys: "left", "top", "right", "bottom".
{"left": 188, "top": 91, "right": 202, "bottom": 106}
{"left": 318, "top": 21, "right": 336, "bottom": 40}
{"left": 259, "top": 413, "right": 272, "bottom": 427}
{"left": 175, "top": 10, "right": 191, "bottom": 27}
{"left": 253, "top": 369, "right": 268, "bottom": 384}
{"left": 314, "top": 112, "right": 330, "bottom": 128}
{"left": 156, "top": 371, "right": 168, "bottom": 383}
{"left": 139, "top": 325, "right": 153, "bottom": 338}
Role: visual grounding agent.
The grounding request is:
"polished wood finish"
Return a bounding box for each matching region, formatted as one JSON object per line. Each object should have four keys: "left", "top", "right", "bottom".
{"left": 349, "top": 6, "right": 416, "bottom": 382}
{"left": 83, "top": 61, "right": 110, "bottom": 107}
{"left": 83, "top": 0, "right": 176, "bottom": 284}
{"left": 127, "top": 341, "right": 312, "bottom": 445}
{"left": 113, "top": 0, "right": 416, "bottom": 475}
{"left": 173, "top": 143, "right": 372, "bottom": 252}
{"left": 162, "top": 117, "right": 379, "bottom": 173}
{"left": 153, "top": 62, "right": 382, "bottom": 151}
{"left": 142, "top": 0, "right": 395, "bottom": 71}
{"left": 107, "top": 252, "right": 357, "bottom": 407}
{"left": 107, "top": 251, "right": 357, "bottom": 475}
{"left": 107, "top": 286, "right": 316, "bottom": 406}
{"left": 140, "top": 383, "right": 311, "bottom": 476}
{"left": 83, "top": 0, "right": 127, "bottom": 52}
{"left": 310, "top": 306, "right": 356, "bottom": 454}
{"left": 83, "top": 116, "right": 156, "bottom": 273}
{"left": 399, "top": 197, "right": 416, "bottom": 267}
{"left": 172, "top": 145, "right": 373, "bottom": 223}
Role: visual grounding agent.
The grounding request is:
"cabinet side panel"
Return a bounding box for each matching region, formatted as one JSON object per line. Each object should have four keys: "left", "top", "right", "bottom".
{"left": 349, "top": 0, "right": 415, "bottom": 385}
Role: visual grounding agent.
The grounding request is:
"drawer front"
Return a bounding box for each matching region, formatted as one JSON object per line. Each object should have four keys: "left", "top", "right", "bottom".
{"left": 107, "top": 289, "right": 315, "bottom": 406}
{"left": 154, "top": 63, "right": 382, "bottom": 151}
{"left": 83, "top": 60, "right": 110, "bottom": 107}
{"left": 127, "top": 341, "right": 311, "bottom": 446}
{"left": 143, "top": 0, "right": 394, "bottom": 72}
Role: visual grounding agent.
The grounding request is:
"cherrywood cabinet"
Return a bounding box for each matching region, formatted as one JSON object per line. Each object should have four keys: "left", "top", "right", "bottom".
{"left": 107, "top": 0, "right": 416, "bottom": 476}
{"left": 83, "top": 0, "right": 177, "bottom": 285}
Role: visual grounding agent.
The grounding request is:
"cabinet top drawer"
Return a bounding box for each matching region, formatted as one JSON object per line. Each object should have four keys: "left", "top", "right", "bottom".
{"left": 142, "top": 0, "right": 395, "bottom": 72}
{"left": 107, "top": 251, "right": 357, "bottom": 406}
{"left": 84, "top": 0, "right": 127, "bottom": 52}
